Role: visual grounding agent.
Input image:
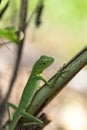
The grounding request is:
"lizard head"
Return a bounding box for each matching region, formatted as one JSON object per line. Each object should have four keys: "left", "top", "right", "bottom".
{"left": 33, "top": 55, "right": 54, "bottom": 74}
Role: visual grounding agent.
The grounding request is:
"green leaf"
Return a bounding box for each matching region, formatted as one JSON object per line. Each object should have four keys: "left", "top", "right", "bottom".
{"left": 0, "top": 27, "right": 20, "bottom": 45}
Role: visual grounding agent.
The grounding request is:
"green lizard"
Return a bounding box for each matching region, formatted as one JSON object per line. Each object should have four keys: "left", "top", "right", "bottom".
{"left": 8, "top": 55, "right": 54, "bottom": 130}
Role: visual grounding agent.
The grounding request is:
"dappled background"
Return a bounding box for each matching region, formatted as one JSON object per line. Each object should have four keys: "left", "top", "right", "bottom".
{"left": 0, "top": 0, "right": 87, "bottom": 130}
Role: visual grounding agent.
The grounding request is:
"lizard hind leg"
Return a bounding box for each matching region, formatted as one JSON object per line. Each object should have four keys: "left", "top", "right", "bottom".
{"left": 7, "top": 102, "right": 18, "bottom": 120}
{"left": 22, "top": 111, "right": 43, "bottom": 126}
{"left": 23, "top": 122, "right": 42, "bottom": 127}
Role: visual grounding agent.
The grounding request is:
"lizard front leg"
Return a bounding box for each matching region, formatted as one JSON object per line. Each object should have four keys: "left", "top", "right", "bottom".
{"left": 36, "top": 74, "right": 51, "bottom": 87}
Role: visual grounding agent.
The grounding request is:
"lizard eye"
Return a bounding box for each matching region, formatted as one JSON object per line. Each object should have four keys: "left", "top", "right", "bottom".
{"left": 42, "top": 62, "right": 46, "bottom": 65}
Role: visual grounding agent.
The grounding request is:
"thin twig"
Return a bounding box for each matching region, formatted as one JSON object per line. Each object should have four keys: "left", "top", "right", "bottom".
{"left": 0, "top": 0, "right": 10, "bottom": 19}
{"left": 25, "top": 0, "right": 44, "bottom": 28}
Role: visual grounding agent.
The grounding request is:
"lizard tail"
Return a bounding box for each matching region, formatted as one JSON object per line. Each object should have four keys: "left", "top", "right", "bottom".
{"left": 8, "top": 112, "right": 20, "bottom": 130}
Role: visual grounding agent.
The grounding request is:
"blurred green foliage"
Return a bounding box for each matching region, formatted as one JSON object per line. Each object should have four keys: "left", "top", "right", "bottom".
{"left": 43, "top": 0, "right": 87, "bottom": 25}
{"left": 0, "top": 27, "right": 20, "bottom": 44}
{"left": 0, "top": 0, "right": 86, "bottom": 57}
{"left": 0, "top": 0, "right": 87, "bottom": 25}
